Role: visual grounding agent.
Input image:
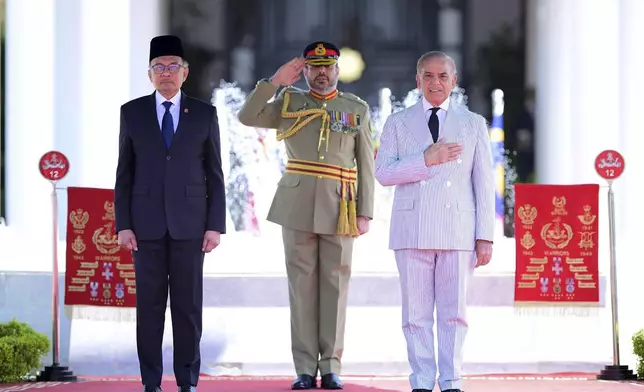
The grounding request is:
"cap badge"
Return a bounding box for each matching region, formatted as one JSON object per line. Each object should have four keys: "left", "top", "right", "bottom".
{"left": 315, "top": 44, "right": 326, "bottom": 56}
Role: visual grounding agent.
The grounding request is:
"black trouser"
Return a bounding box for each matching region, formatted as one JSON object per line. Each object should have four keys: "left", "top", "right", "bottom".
{"left": 133, "top": 233, "right": 204, "bottom": 387}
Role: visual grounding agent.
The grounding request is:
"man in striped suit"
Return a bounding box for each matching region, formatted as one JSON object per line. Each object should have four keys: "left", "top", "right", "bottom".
{"left": 375, "top": 51, "right": 495, "bottom": 392}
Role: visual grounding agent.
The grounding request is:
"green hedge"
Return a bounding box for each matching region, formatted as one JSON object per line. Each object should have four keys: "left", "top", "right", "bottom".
{"left": 0, "top": 319, "right": 50, "bottom": 383}
{"left": 633, "top": 329, "right": 644, "bottom": 379}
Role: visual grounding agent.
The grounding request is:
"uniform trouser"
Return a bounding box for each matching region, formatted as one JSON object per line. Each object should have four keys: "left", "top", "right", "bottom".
{"left": 394, "top": 249, "right": 476, "bottom": 391}
{"left": 282, "top": 227, "right": 355, "bottom": 376}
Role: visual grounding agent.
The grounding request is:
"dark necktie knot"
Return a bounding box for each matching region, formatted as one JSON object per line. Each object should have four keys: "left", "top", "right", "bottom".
{"left": 430, "top": 107, "right": 440, "bottom": 115}
{"left": 162, "top": 101, "right": 173, "bottom": 111}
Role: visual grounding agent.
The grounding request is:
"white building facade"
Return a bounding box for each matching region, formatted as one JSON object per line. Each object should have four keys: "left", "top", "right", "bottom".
{"left": 1, "top": 0, "right": 643, "bottom": 376}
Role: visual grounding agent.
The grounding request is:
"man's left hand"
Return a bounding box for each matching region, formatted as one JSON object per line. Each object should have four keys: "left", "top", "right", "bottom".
{"left": 475, "top": 240, "right": 493, "bottom": 267}
{"left": 357, "top": 216, "right": 370, "bottom": 235}
{"left": 202, "top": 230, "right": 221, "bottom": 253}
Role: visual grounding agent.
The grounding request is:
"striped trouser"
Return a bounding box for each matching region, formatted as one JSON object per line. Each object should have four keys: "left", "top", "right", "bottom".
{"left": 394, "top": 249, "right": 476, "bottom": 391}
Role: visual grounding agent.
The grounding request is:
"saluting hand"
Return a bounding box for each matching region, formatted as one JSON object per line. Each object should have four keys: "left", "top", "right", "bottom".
{"left": 202, "top": 230, "right": 221, "bottom": 253}
{"left": 270, "top": 57, "right": 305, "bottom": 87}
{"left": 424, "top": 138, "right": 462, "bottom": 167}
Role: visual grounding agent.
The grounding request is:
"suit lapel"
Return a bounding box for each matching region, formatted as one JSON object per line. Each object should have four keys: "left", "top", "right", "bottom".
{"left": 169, "top": 92, "right": 191, "bottom": 149}
{"left": 403, "top": 100, "right": 431, "bottom": 146}
{"left": 439, "top": 100, "right": 460, "bottom": 142}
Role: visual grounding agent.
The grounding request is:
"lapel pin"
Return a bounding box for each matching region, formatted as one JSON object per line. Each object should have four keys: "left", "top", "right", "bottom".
{"left": 184, "top": 108, "right": 189, "bottom": 113}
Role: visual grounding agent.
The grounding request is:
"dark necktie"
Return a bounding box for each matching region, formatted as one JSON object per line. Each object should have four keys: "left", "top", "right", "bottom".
{"left": 428, "top": 107, "right": 440, "bottom": 143}
{"left": 162, "top": 101, "right": 174, "bottom": 148}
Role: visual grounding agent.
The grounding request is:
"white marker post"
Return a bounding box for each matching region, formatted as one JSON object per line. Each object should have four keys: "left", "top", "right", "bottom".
{"left": 37, "top": 151, "right": 77, "bottom": 382}
{"left": 594, "top": 150, "right": 635, "bottom": 381}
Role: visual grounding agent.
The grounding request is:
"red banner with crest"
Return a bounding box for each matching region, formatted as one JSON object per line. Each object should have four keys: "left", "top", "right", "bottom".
{"left": 64, "top": 187, "right": 136, "bottom": 308}
{"left": 514, "top": 184, "right": 600, "bottom": 305}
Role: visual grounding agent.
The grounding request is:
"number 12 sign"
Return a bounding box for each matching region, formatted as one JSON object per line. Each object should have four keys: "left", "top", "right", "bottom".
{"left": 39, "top": 151, "right": 70, "bottom": 182}
{"left": 595, "top": 150, "right": 625, "bottom": 182}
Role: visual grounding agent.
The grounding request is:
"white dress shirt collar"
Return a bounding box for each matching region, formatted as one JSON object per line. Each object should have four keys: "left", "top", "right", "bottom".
{"left": 155, "top": 90, "right": 181, "bottom": 108}
{"left": 422, "top": 95, "right": 450, "bottom": 113}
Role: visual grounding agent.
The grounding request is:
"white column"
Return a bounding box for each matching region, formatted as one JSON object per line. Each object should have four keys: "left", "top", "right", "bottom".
{"left": 533, "top": 0, "right": 574, "bottom": 184}
{"left": 2, "top": 0, "right": 56, "bottom": 271}
{"left": 53, "top": 0, "right": 83, "bottom": 237}
{"left": 569, "top": 0, "right": 620, "bottom": 183}
{"left": 75, "top": 1, "right": 164, "bottom": 190}
{"left": 615, "top": 0, "right": 644, "bottom": 370}
{"left": 77, "top": 1, "right": 132, "bottom": 190}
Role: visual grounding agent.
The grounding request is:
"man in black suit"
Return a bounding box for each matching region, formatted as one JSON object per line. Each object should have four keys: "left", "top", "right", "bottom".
{"left": 114, "top": 35, "right": 226, "bottom": 392}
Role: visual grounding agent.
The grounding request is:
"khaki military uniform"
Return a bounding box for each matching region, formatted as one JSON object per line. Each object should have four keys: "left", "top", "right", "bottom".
{"left": 238, "top": 79, "right": 375, "bottom": 376}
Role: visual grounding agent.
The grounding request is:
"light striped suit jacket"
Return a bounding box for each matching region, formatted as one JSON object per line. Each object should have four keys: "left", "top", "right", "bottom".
{"left": 375, "top": 98, "right": 495, "bottom": 251}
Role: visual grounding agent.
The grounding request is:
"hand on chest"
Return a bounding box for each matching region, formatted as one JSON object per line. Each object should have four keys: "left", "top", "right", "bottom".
{"left": 406, "top": 115, "right": 477, "bottom": 165}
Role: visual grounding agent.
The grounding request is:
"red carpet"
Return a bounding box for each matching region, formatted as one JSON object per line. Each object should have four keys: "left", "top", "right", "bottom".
{"left": 1, "top": 374, "right": 642, "bottom": 392}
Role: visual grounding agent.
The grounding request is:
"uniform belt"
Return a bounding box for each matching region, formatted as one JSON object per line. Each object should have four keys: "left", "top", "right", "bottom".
{"left": 285, "top": 159, "right": 360, "bottom": 237}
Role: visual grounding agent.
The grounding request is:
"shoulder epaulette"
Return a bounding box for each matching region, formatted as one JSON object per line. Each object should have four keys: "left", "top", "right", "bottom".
{"left": 280, "top": 85, "right": 306, "bottom": 97}
{"left": 338, "top": 92, "right": 369, "bottom": 109}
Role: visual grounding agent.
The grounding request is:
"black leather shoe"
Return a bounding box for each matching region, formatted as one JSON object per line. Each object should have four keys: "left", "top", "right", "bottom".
{"left": 143, "top": 386, "right": 162, "bottom": 392}
{"left": 442, "top": 389, "right": 463, "bottom": 392}
{"left": 411, "top": 389, "right": 432, "bottom": 392}
{"left": 291, "top": 374, "right": 316, "bottom": 390}
{"left": 177, "top": 386, "right": 196, "bottom": 392}
{"left": 320, "top": 373, "right": 343, "bottom": 389}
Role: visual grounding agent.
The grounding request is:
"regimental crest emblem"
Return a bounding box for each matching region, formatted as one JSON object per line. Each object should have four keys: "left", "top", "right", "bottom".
{"left": 598, "top": 152, "right": 622, "bottom": 169}
{"left": 552, "top": 196, "right": 567, "bottom": 216}
{"left": 71, "top": 236, "right": 86, "bottom": 254}
{"left": 93, "top": 222, "right": 121, "bottom": 254}
{"left": 578, "top": 231, "right": 595, "bottom": 250}
{"left": 103, "top": 201, "right": 115, "bottom": 221}
{"left": 577, "top": 205, "right": 597, "bottom": 225}
{"left": 540, "top": 217, "right": 574, "bottom": 249}
{"left": 520, "top": 232, "right": 535, "bottom": 250}
{"left": 517, "top": 204, "right": 537, "bottom": 225}
{"left": 69, "top": 208, "right": 89, "bottom": 229}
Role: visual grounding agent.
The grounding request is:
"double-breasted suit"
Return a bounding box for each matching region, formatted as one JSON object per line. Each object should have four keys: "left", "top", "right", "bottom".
{"left": 238, "top": 79, "right": 375, "bottom": 380}
{"left": 375, "top": 96, "right": 494, "bottom": 391}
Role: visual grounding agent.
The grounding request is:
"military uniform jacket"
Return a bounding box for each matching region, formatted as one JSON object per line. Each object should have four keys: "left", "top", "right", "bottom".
{"left": 238, "top": 80, "right": 375, "bottom": 235}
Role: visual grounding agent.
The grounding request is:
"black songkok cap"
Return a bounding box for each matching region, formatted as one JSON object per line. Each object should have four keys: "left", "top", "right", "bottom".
{"left": 149, "top": 35, "right": 185, "bottom": 62}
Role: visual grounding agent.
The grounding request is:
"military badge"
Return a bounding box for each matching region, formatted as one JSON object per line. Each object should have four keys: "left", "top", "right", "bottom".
{"left": 329, "top": 111, "right": 360, "bottom": 133}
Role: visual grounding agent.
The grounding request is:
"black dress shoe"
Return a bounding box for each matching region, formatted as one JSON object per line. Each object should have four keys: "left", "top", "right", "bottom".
{"left": 143, "top": 386, "right": 162, "bottom": 392}
{"left": 411, "top": 389, "right": 432, "bottom": 392}
{"left": 320, "top": 373, "right": 343, "bottom": 389}
{"left": 442, "top": 389, "right": 463, "bottom": 392}
{"left": 177, "top": 386, "right": 196, "bottom": 392}
{"left": 291, "top": 374, "right": 316, "bottom": 390}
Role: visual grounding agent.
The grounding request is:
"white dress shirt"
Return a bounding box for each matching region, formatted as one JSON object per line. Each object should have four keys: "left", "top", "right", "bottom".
{"left": 155, "top": 90, "right": 181, "bottom": 132}
{"left": 422, "top": 96, "right": 451, "bottom": 138}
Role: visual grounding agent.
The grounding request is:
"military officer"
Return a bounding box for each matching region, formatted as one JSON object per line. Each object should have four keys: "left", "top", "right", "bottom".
{"left": 238, "top": 42, "right": 375, "bottom": 390}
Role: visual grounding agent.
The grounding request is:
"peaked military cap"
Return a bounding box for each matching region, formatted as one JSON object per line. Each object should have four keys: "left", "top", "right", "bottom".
{"left": 303, "top": 41, "right": 340, "bottom": 66}
{"left": 149, "top": 35, "right": 185, "bottom": 62}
